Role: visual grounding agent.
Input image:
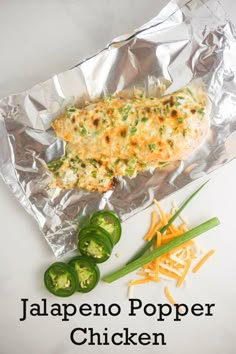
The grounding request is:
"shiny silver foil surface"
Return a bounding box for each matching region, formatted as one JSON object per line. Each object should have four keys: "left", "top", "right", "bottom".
{"left": 0, "top": 0, "right": 235, "bottom": 257}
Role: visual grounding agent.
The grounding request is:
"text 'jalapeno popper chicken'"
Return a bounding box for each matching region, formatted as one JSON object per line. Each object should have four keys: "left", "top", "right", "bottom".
{"left": 48, "top": 85, "right": 210, "bottom": 193}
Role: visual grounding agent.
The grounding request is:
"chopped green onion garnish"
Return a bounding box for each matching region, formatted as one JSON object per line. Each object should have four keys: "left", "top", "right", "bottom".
{"left": 197, "top": 106, "right": 205, "bottom": 114}
{"left": 175, "top": 101, "right": 181, "bottom": 106}
{"left": 70, "top": 155, "right": 81, "bottom": 163}
{"left": 106, "top": 169, "right": 114, "bottom": 177}
{"left": 130, "top": 126, "right": 137, "bottom": 135}
{"left": 128, "top": 157, "right": 137, "bottom": 167}
{"left": 114, "top": 158, "right": 121, "bottom": 165}
{"left": 186, "top": 87, "right": 194, "bottom": 98}
{"left": 67, "top": 107, "right": 76, "bottom": 112}
{"left": 158, "top": 161, "right": 170, "bottom": 168}
{"left": 79, "top": 125, "right": 88, "bottom": 136}
{"left": 119, "top": 105, "right": 132, "bottom": 121}
{"left": 133, "top": 118, "right": 139, "bottom": 126}
{"left": 159, "top": 126, "right": 165, "bottom": 136}
{"left": 148, "top": 143, "right": 158, "bottom": 152}
{"left": 125, "top": 167, "right": 135, "bottom": 177}
{"left": 104, "top": 94, "right": 112, "bottom": 101}
{"left": 47, "top": 158, "right": 64, "bottom": 172}
{"left": 87, "top": 158, "right": 98, "bottom": 167}
{"left": 71, "top": 166, "right": 78, "bottom": 173}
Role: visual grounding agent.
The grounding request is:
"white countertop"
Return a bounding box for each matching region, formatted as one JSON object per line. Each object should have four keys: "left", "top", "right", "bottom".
{"left": 1, "top": 1, "right": 236, "bottom": 353}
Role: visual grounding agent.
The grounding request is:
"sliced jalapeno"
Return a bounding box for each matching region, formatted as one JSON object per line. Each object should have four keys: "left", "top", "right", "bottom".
{"left": 90, "top": 210, "right": 122, "bottom": 245}
{"left": 78, "top": 225, "right": 113, "bottom": 263}
{"left": 68, "top": 256, "right": 100, "bottom": 293}
{"left": 44, "top": 262, "right": 78, "bottom": 297}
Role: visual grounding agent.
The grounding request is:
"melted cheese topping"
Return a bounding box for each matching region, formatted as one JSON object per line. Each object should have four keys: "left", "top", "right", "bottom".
{"left": 48, "top": 86, "right": 209, "bottom": 192}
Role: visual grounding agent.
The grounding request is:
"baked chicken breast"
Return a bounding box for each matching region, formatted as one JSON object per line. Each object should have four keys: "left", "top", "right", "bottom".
{"left": 48, "top": 85, "right": 210, "bottom": 192}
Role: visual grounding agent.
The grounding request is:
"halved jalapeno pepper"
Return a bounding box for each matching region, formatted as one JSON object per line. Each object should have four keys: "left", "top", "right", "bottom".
{"left": 44, "top": 262, "right": 78, "bottom": 297}
{"left": 68, "top": 256, "right": 100, "bottom": 293}
{"left": 78, "top": 225, "right": 113, "bottom": 263}
{"left": 90, "top": 211, "right": 122, "bottom": 245}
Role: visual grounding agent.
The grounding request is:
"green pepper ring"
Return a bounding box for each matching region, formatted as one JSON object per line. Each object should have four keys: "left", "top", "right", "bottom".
{"left": 68, "top": 256, "right": 100, "bottom": 293}
{"left": 78, "top": 225, "right": 113, "bottom": 263}
{"left": 44, "top": 262, "right": 78, "bottom": 297}
{"left": 78, "top": 225, "right": 114, "bottom": 249}
{"left": 90, "top": 210, "right": 122, "bottom": 245}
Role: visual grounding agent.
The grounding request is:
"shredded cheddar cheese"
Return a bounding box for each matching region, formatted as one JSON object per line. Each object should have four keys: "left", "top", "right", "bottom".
{"left": 144, "top": 211, "right": 162, "bottom": 241}
{"left": 153, "top": 199, "right": 168, "bottom": 225}
{"left": 128, "top": 199, "right": 216, "bottom": 304}
{"left": 192, "top": 250, "right": 215, "bottom": 273}
{"left": 164, "top": 287, "right": 176, "bottom": 305}
{"left": 129, "top": 277, "right": 153, "bottom": 286}
{"left": 176, "top": 260, "right": 192, "bottom": 288}
{"left": 128, "top": 285, "right": 134, "bottom": 299}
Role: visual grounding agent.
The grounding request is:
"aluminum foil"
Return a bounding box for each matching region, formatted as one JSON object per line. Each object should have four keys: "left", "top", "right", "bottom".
{"left": 0, "top": 0, "right": 236, "bottom": 257}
